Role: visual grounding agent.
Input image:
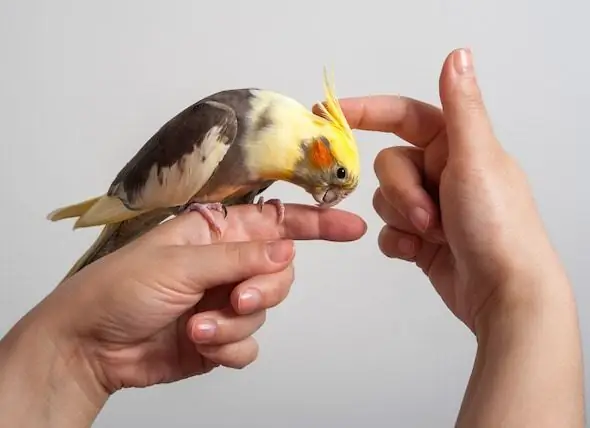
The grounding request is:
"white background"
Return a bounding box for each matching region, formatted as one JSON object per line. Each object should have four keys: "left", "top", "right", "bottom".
{"left": 1, "top": 1, "right": 588, "bottom": 426}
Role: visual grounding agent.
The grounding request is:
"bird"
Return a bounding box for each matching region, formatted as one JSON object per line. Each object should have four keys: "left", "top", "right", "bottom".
{"left": 47, "top": 69, "right": 361, "bottom": 280}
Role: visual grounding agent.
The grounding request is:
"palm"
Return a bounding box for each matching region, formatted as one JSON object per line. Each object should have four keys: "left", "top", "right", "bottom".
{"left": 335, "top": 89, "right": 511, "bottom": 331}
{"left": 101, "top": 312, "right": 214, "bottom": 389}
{"left": 95, "top": 288, "right": 231, "bottom": 389}
{"left": 90, "top": 209, "right": 283, "bottom": 389}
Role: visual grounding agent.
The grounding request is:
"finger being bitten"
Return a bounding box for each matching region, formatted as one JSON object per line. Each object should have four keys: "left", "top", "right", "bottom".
{"left": 196, "top": 336, "right": 259, "bottom": 370}
{"left": 230, "top": 265, "right": 295, "bottom": 315}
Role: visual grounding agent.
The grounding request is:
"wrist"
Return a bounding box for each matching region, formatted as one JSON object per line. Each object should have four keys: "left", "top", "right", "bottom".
{"left": 0, "top": 304, "right": 109, "bottom": 427}
{"left": 474, "top": 244, "right": 576, "bottom": 338}
{"left": 460, "top": 261, "right": 585, "bottom": 427}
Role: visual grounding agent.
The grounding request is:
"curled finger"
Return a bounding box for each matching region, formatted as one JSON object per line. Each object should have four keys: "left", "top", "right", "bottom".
{"left": 373, "top": 188, "right": 415, "bottom": 232}
{"left": 374, "top": 146, "right": 443, "bottom": 238}
{"left": 377, "top": 225, "right": 423, "bottom": 261}
{"left": 230, "top": 264, "right": 295, "bottom": 315}
{"left": 373, "top": 188, "right": 444, "bottom": 244}
{"left": 188, "top": 307, "right": 266, "bottom": 345}
{"left": 196, "top": 336, "right": 259, "bottom": 370}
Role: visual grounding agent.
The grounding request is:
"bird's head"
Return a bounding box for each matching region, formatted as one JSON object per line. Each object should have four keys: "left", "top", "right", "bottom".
{"left": 293, "top": 70, "right": 360, "bottom": 207}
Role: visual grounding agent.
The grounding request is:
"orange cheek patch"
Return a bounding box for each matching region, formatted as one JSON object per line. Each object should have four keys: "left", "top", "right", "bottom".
{"left": 310, "top": 139, "right": 333, "bottom": 169}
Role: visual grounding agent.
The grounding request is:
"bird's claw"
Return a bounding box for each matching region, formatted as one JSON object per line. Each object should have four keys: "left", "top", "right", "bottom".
{"left": 255, "top": 196, "right": 285, "bottom": 223}
{"left": 178, "top": 202, "right": 227, "bottom": 237}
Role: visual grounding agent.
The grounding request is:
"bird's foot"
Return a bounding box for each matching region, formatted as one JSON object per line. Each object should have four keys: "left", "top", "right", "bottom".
{"left": 179, "top": 202, "right": 227, "bottom": 237}
{"left": 255, "top": 197, "right": 285, "bottom": 223}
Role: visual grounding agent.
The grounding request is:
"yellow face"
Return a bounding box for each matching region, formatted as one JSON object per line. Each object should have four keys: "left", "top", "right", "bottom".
{"left": 247, "top": 69, "right": 361, "bottom": 207}
{"left": 299, "top": 70, "right": 360, "bottom": 207}
{"left": 293, "top": 125, "right": 360, "bottom": 207}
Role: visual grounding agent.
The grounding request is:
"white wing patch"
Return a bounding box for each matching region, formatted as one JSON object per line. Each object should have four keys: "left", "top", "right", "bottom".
{"left": 129, "top": 125, "right": 232, "bottom": 209}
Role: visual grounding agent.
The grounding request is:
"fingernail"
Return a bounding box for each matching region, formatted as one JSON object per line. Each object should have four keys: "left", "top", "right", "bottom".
{"left": 238, "top": 288, "right": 262, "bottom": 313}
{"left": 398, "top": 237, "right": 415, "bottom": 256}
{"left": 454, "top": 48, "right": 473, "bottom": 75}
{"left": 267, "top": 240, "right": 293, "bottom": 263}
{"left": 409, "top": 207, "right": 430, "bottom": 232}
{"left": 194, "top": 319, "right": 217, "bottom": 341}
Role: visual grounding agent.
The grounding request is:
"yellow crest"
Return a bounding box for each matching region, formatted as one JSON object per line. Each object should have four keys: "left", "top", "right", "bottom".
{"left": 313, "top": 68, "right": 357, "bottom": 156}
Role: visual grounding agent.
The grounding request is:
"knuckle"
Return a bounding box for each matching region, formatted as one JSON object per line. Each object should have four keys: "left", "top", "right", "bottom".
{"left": 236, "top": 342, "right": 259, "bottom": 369}
{"left": 372, "top": 188, "right": 383, "bottom": 211}
{"left": 375, "top": 146, "right": 411, "bottom": 174}
{"left": 247, "top": 341, "right": 260, "bottom": 363}
{"left": 377, "top": 226, "right": 416, "bottom": 261}
{"left": 374, "top": 147, "right": 394, "bottom": 175}
{"left": 373, "top": 188, "right": 391, "bottom": 218}
{"left": 224, "top": 242, "right": 262, "bottom": 270}
{"left": 373, "top": 189, "right": 406, "bottom": 228}
{"left": 377, "top": 227, "right": 397, "bottom": 258}
{"left": 373, "top": 155, "right": 418, "bottom": 209}
{"left": 262, "top": 269, "right": 294, "bottom": 307}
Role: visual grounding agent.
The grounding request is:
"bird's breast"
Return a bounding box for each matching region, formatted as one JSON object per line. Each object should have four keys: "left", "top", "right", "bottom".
{"left": 192, "top": 182, "right": 256, "bottom": 203}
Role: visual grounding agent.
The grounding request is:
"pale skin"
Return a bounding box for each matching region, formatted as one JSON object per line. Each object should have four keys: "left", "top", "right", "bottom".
{"left": 332, "top": 48, "right": 585, "bottom": 427}
{"left": 0, "top": 48, "right": 585, "bottom": 427}
{"left": 0, "top": 203, "right": 367, "bottom": 427}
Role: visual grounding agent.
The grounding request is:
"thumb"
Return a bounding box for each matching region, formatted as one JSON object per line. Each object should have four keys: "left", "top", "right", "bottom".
{"left": 439, "top": 48, "right": 497, "bottom": 159}
{"left": 177, "top": 239, "right": 294, "bottom": 292}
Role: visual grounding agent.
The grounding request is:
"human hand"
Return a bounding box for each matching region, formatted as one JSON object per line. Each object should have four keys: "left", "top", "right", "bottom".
{"left": 14, "top": 204, "right": 365, "bottom": 400}
{"left": 326, "top": 49, "right": 567, "bottom": 332}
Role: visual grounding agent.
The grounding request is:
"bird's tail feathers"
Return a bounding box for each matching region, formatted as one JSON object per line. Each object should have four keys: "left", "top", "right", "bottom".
{"left": 60, "top": 208, "right": 172, "bottom": 282}
{"left": 46, "top": 196, "right": 102, "bottom": 222}
{"left": 47, "top": 194, "right": 144, "bottom": 229}
{"left": 61, "top": 223, "right": 120, "bottom": 281}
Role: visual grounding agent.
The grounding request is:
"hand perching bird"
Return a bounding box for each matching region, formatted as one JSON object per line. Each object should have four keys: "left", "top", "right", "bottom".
{"left": 47, "top": 70, "right": 361, "bottom": 280}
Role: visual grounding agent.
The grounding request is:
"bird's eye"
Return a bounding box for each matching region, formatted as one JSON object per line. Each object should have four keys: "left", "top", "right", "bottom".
{"left": 336, "top": 167, "right": 347, "bottom": 179}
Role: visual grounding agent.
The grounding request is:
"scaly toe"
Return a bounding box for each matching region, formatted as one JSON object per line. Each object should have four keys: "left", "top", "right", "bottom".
{"left": 203, "top": 202, "right": 227, "bottom": 218}
{"left": 266, "top": 198, "right": 285, "bottom": 223}
{"left": 255, "top": 196, "right": 265, "bottom": 212}
{"left": 253, "top": 197, "right": 284, "bottom": 222}
{"left": 179, "top": 202, "right": 225, "bottom": 237}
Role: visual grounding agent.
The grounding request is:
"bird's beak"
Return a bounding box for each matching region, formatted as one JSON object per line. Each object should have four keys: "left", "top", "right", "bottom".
{"left": 311, "top": 188, "right": 346, "bottom": 208}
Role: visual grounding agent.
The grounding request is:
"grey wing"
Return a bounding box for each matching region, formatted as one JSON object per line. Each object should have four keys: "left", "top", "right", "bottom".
{"left": 108, "top": 100, "right": 239, "bottom": 211}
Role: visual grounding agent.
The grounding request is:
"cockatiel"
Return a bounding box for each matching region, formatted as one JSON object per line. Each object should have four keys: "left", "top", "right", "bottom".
{"left": 47, "top": 70, "right": 360, "bottom": 280}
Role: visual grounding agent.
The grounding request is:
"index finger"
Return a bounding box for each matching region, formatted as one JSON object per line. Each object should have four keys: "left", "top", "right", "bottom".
{"left": 146, "top": 203, "right": 368, "bottom": 246}
{"left": 274, "top": 203, "right": 368, "bottom": 241}
{"left": 313, "top": 95, "right": 445, "bottom": 148}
